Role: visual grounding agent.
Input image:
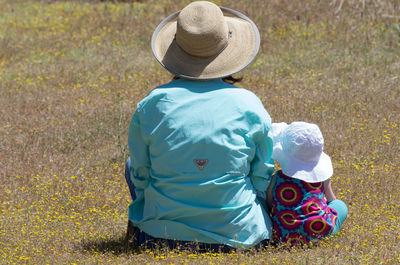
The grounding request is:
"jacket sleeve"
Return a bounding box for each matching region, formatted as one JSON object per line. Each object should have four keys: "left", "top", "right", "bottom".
{"left": 248, "top": 115, "right": 275, "bottom": 193}
{"left": 127, "top": 110, "right": 151, "bottom": 201}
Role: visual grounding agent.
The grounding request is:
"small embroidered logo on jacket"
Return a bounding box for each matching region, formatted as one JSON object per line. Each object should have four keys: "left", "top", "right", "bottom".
{"left": 194, "top": 159, "right": 208, "bottom": 170}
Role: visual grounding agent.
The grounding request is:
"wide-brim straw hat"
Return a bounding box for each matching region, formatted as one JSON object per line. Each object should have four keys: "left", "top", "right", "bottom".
{"left": 151, "top": 1, "right": 260, "bottom": 80}
{"left": 271, "top": 122, "right": 333, "bottom": 183}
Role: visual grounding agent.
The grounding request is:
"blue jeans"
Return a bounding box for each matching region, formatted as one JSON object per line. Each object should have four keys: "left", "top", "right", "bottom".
{"left": 328, "top": 199, "right": 348, "bottom": 235}
{"left": 125, "top": 157, "right": 136, "bottom": 201}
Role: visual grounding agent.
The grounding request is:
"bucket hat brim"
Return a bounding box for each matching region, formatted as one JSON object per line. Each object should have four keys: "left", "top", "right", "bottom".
{"left": 151, "top": 7, "right": 260, "bottom": 80}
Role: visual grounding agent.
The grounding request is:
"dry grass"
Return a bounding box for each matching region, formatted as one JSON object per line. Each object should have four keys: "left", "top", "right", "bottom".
{"left": 0, "top": 0, "right": 399, "bottom": 264}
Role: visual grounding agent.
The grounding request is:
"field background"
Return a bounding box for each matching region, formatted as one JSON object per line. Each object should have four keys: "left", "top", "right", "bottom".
{"left": 1, "top": 0, "right": 399, "bottom": 264}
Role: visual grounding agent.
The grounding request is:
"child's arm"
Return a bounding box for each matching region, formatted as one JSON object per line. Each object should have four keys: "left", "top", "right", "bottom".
{"left": 324, "top": 179, "right": 337, "bottom": 203}
{"left": 266, "top": 175, "right": 275, "bottom": 212}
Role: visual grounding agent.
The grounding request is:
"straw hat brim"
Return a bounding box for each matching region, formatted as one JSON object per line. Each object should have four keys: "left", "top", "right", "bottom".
{"left": 151, "top": 7, "right": 260, "bottom": 80}
{"left": 272, "top": 143, "right": 333, "bottom": 183}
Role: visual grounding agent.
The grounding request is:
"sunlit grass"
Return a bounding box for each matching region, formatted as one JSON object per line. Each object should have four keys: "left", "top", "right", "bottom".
{"left": 1, "top": 0, "right": 399, "bottom": 264}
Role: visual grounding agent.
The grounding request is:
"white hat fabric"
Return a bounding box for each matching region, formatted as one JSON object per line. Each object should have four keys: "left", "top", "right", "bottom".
{"left": 270, "top": 122, "right": 289, "bottom": 145}
{"left": 271, "top": 122, "right": 333, "bottom": 183}
{"left": 151, "top": 1, "right": 260, "bottom": 80}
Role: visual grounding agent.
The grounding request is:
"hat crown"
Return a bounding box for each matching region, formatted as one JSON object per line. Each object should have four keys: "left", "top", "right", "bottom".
{"left": 176, "top": 1, "right": 229, "bottom": 57}
{"left": 281, "top": 122, "right": 324, "bottom": 163}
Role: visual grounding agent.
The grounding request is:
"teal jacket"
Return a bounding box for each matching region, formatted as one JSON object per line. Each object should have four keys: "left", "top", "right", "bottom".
{"left": 128, "top": 78, "right": 274, "bottom": 248}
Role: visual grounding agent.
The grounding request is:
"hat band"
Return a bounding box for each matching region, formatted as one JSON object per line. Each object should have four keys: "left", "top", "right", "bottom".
{"left": 174, "top": 30, "right": 232, "bottom": 58}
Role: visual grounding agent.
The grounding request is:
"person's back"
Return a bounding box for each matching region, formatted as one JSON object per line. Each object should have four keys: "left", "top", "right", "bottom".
{"left": 269, "top": 170, "right": 337, "bottom": 245}
{"left": 266, "top": 122, "right": 348, "bottom": 246}
{"left": 128, "top": 78, "right": 274, "bottom": 247}
{"left": 125, "top": 1, "right": 275, "bottom": 249}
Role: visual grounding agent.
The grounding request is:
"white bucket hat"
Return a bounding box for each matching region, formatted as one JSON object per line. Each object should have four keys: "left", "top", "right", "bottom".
{"left": 271, "top": 122, "right": 333, "bottom": 183}
{"left": 151, "top": 1, "right": 260, "bottom": 80}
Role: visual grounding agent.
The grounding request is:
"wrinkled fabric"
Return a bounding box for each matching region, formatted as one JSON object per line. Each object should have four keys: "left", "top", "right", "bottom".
{"left": 125, "top": 158, "right": 270, "bottom": 251}
{"left": 127, "top": 78, "right": 274, "bottom": 248}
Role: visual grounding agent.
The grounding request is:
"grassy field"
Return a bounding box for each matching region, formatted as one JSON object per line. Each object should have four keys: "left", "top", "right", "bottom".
{"left": 0, "top": 0, "right": 399, "bottom": 264}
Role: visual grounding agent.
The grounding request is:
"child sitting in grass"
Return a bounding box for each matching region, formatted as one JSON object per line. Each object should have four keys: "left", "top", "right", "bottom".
{"left": 266, "top": 122, "right": 348, "bottom": 246}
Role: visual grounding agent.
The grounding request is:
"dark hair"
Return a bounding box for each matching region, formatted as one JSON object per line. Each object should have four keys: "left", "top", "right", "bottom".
{"left": 172, "top": 75, "right": 243, "bottom": 84}
{"left": 221, "top": 75, "right": 243, "bottom": 85}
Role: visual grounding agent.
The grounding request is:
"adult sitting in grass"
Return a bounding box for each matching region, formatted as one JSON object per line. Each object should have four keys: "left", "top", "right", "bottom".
{"left": 125, "top": 1, "right": 274, "bottom": 251}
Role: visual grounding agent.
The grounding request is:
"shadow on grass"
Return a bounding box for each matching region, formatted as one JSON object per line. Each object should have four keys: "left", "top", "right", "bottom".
{"left": 80, "top": 232, "right": 291, "bottom": 256}
{"left": 81, "top": 235, "right": 140, "bottom": 255}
